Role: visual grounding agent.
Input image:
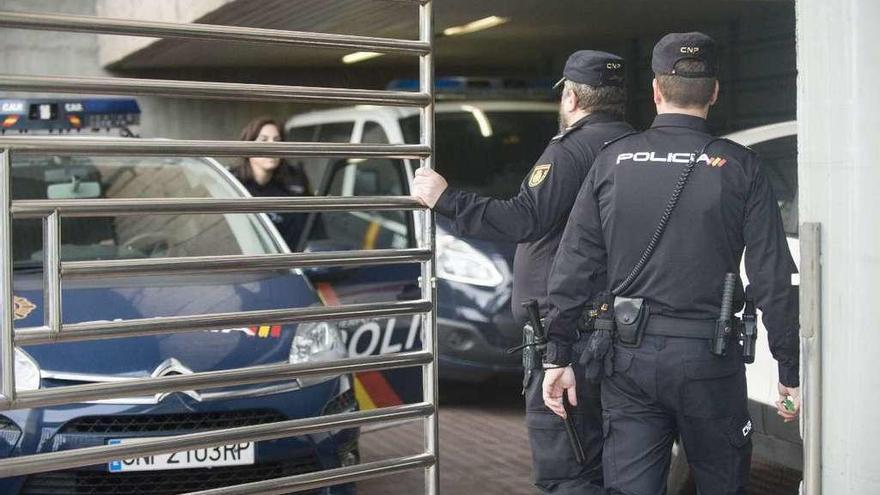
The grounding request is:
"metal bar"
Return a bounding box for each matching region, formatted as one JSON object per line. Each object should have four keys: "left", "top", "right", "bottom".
{"left": 4, "top": 351, "right": 432, "bottom": 411}
{"left": 419, "top": 3, "right": 440, "bottom": 495}
{"left": 0, "top": 74, "right": 429, "bottom": 107}
{"left": 12, "top": 196, "right": 424, "bottom": 219}
{"left": 0, "top": 402, "right": 432, "bottom": 477}
{"left": 15, "top": 299, "right": 432, "bottom": 346}
{"left": 63, "top": 248, "right": 432, "bottom": 279}
{"left": 0, "top": 136, "right": 431, "bottom": 158}
{"left": 800, "top": 222, "right": 822, "bottom": 495}
{"left": 185, "top": 453, "right": 436, "bottom": 495}
{"left": 42, "top": 211, "right": 62, "bottom": 338}
{"left": 0, "top": 150, "right": 13, "bottom": 404}
{"left": 0, "top": 11, "right": 429, "bottom": 55}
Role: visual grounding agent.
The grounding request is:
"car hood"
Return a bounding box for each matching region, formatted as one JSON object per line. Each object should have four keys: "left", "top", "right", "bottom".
{"left": 13, "top": 269, "right": 320, "bottom": 376}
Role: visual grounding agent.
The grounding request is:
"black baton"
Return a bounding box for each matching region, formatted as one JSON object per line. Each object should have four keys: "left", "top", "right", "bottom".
{"left": 711, "top": 273, "right": 737, "bottom": 356}
{"left": 522, "top": 300, "right": 587, "bottom": 466}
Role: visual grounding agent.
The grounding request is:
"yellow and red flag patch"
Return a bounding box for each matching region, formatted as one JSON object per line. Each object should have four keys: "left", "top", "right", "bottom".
{"left": 708, "top": 156, "right": 727, "bottom": 168}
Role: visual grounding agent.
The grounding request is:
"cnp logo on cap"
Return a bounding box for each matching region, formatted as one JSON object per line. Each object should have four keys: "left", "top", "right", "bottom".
{"left": 652, "top": 32, "right": 718, "bottom": 78}
{"left": 553, "top": 50, "right": 626, "bottom": 89}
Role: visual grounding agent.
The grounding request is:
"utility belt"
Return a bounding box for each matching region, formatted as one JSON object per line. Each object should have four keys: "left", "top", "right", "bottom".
{"left": 579, "top": 291, "right": 758, "bottom": 363}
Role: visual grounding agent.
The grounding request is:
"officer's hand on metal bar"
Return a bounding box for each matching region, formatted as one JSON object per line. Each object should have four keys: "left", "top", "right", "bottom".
{"left": 542, "top": 365, "right": 577, "bottom": 419}
{"left": 776, "top": 383, "right": 801, "bottom": 423}
{"left": 412, "top": 167, "right": 448, "bottom": 209}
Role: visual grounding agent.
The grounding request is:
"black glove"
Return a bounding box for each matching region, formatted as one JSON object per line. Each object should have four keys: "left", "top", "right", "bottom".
{"left": 580, "top": 328, "right": 614, "bottom": 383}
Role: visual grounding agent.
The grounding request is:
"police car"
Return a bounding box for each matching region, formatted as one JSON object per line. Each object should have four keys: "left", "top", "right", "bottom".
{"left": 0, "top": 99, "right": 358, "bottom": 495}
{"left": 285, "top": 78, "right": 559, "bottom": 387}
{"left": 668, "top": 121, "right": 801, "bottom": 492}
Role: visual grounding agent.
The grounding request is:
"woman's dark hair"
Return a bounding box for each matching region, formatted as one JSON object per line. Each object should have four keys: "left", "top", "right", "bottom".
{"left": 233, "top": 116, "right": 302, "bottom": 187}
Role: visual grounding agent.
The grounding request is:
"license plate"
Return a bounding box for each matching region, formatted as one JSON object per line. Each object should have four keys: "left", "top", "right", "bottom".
{"left": 107, "top": 438, "right": 255, "bottom": 472}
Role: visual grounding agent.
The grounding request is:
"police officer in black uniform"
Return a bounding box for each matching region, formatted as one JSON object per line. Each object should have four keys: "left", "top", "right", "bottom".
{"left": 413, "top": 51, "right": 633, "bottom": 494}
{"left": 541, "top": 33, "right": 801, "bottom": 494}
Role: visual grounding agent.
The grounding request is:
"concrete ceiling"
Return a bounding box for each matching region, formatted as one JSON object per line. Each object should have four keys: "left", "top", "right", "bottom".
{"left": 108, "top": 0, "right": 793, "bottom": 78}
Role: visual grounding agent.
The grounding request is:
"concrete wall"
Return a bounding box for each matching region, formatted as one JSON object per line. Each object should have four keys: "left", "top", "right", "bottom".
{"left": 797, "top": 0, "right": 880, "bottom": 492}
{"left": 0, "top": 0, "right": 301, "bottom": 142}
{"left": 0, "top": 0, "right": 107, "bottom": 89}
{"left": 95, "top": 0, "right": 233, "bottom": 67}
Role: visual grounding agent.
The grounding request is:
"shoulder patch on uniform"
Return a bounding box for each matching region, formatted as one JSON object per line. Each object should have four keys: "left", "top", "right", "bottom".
{"left": 528, "top": 164, "right": 552, "bottom": 187}
{"left": 600, "top": 130, "right": 640, "bottom": 150}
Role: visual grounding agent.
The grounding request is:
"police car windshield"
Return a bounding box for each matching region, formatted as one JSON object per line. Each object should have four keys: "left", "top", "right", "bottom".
{"left": 402, "top": 111, "right": 558, "bottom": 198}
{"left": 11, "top": 155, "right": 278, "bottom": 268}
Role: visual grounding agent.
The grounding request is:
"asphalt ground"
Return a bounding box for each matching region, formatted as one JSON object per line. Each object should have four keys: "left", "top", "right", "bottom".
{"left": 357, "top": 377, "right": 801, "bottom": 495}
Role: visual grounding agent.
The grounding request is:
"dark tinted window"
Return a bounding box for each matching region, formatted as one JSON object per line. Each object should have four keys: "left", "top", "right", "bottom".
{"left": 750, "top": 135, "right": 798, "bottom": 236}
{"left": 288, "top": 125, "right": 318, "bottom": 142}
{"left": 289, "top": 121, "right": 355, "bottom": 189}
{"left": 401, "top": 110, "right": 558, "bottom": 198}
{"left": 316, "top": 122, "right": 354, "bottom": 143}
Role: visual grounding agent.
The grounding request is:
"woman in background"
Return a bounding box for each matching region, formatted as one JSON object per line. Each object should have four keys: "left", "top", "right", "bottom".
{"left": 233, "top": 116, "right": 312, "bottom": 249}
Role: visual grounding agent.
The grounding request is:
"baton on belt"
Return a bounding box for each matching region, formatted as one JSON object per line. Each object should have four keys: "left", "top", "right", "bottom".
{"left": 523, "top": 300, "right": 586, "bottom": 466}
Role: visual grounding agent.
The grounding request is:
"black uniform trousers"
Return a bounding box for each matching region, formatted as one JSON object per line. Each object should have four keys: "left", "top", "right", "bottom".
{"left": 601, "top": 334, "right": 753, "bottom": 495}
{"left": 525, "top": 336, "right": 605, "bottom": 494}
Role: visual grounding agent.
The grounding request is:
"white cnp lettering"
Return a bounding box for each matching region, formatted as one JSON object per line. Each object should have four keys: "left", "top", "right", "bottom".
{"left": 742, "top": 420, "right": 753, "bottom": 437}
{"left": 1, "top": 101, "right": 24, "bottom": 113}
{"left": 606, "top": 62, "right": 622, "bottom": 70}
{"left": 64, "top": 102, "right": 84, "bottom": 112}
{"left": 680, "top": 46, "right": 701, "bottom": 54}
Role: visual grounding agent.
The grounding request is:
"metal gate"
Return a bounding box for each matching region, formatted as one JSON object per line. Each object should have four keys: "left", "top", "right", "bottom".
{"left": 0, "top": 1, "right": 439, "bottom": 493}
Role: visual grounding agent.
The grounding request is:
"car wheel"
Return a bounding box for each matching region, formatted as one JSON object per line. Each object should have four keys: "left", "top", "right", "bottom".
{"left": 667, "top": 440, "right": 695, "bottom": 495}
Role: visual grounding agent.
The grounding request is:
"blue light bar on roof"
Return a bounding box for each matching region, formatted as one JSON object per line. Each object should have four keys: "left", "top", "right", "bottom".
{"left": 0, "top": 98, "right": 140, "bottom": 134}
{"left": 387, "top": 77, "right": 556, "bottom": 100}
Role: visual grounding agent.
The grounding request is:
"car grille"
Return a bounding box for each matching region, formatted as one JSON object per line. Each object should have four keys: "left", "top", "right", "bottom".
{"left": 59, "top": 409, "right": 287, "bottom": 435}
{"left": 19, "top": 457, "right": 322, "bottom": 495}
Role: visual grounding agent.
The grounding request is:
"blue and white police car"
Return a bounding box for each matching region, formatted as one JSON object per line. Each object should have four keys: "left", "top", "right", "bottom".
{"left": 0, "top": 98, "right": 358, "bottom": 495}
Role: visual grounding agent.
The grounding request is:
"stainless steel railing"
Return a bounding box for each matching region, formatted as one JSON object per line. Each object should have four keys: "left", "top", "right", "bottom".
{"left": 0, "top": 1, "right": 439, "bottom": 493}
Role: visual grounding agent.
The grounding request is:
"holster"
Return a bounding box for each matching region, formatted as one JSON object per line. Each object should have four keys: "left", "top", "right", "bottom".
{"left": 614, "top": 296, "right": 650, "bottom": 348}
{"left": 520, "top": 321, "right": 544, "bottom": 392}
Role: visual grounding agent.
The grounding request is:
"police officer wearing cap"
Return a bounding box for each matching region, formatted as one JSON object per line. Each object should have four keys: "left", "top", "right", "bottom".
{"left": 413, "top": 51, "right": 633, "bottom": 494}
{"left": 541, "top": 33, "right": 801, "bottom": 494}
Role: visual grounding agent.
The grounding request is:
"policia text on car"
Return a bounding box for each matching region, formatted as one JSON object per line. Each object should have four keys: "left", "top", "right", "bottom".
{"left": 541, "top": 32, "right": 800, "bottom": 494}
{"left": 412, "top": 50, "right": 633, "bottom": 494}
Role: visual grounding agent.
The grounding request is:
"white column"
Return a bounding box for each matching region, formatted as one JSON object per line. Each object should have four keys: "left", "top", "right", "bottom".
{"left": 797, "top": 0, "right": 880, "bottom": 493}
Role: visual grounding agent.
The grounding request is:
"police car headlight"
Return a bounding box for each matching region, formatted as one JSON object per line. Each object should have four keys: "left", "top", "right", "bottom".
{"left": 290, "top": 321, "right": 347, "bottom": 387}
{"left": 436, "top": 234, "right": 504, "bottom": 287}
{"left": 14, "top": 349, "right": 40, "bottom": 392}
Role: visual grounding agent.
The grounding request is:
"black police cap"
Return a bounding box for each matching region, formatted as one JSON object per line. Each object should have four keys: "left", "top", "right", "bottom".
{"left": 553, "top": 50, "right": 625, "bottom": 89}
{"left": 651, "top": 32, "right": 718, "bottom": 78}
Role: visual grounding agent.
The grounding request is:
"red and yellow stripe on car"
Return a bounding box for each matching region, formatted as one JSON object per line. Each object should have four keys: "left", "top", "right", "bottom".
{"left": 315, "top": 281, "right": 403, "bottom": 410}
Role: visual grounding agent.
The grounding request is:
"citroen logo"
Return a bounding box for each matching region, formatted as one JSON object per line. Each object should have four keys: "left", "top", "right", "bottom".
{"left": 151, "top": 358, "right": 202, "bottom": 402}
